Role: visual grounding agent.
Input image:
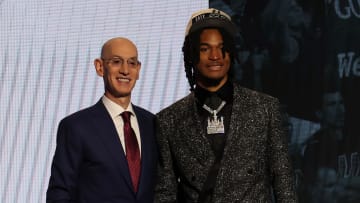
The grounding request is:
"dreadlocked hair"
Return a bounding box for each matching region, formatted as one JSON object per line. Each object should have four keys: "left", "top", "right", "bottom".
{"left": 182, "top": 28, "right": 238, "bottom": 91}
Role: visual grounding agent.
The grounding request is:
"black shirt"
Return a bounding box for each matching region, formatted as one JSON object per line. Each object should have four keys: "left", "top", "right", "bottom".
{"left": 194, "top": 81, "right": 234, "bottom": 203}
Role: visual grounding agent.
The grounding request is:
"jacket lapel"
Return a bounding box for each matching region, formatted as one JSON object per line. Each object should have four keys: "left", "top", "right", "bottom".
{"left": 133, "top": 106, "right": 154, "bottom": 196}
{"left": 223, "top": 85, "right": 255, "bottom": 159}
{"left": 181, "top": 94, "right": 215, "bottom": 167}
{"left": 90, "top": 100, "right": 134, "bottom": 191}
{"left": 225, "top": 85, "right": 246, "bottom": 148}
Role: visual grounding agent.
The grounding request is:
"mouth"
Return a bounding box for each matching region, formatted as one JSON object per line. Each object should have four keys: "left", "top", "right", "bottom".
{"left": 208, "top": 62, "right": 223, "bottom": 68}
{"left": 207, "top": 63, "right": 223, "bottom": 70}
{"left": 116, "top": 77, "right": 130, "bottom": 83}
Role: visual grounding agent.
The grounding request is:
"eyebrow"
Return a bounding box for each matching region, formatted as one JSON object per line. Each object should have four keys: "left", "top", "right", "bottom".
{"left": 112, "top": 55, "right": 137, "bottom": 59}
{"left": 199, "top": 42, "right": 224, "bottom": 47}
{"left": 110, "top": 55, "right": 138, "bottom": 60}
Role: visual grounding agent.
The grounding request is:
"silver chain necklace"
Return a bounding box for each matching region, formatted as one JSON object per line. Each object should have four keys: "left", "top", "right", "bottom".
{"left": 202, "top": 101, "right": 226, "bottom": 134}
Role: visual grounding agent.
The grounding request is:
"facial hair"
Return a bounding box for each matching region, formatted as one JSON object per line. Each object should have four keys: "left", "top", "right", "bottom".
{"left": 194, "top": 69, "right": 226, "bottom": 88}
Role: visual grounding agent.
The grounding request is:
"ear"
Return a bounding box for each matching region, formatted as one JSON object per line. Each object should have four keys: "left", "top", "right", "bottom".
{"left": 136, "top": 63, "right": 141, "bottom": 80}
{"left": 94, "top": 58, "right": 104, "bottom": 77}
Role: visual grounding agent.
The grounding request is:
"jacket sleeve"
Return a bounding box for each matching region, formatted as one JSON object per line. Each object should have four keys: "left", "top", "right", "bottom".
{"left": 46, "top": 119, "right": 82, "bottom": 203}
{"left": 268, "top": 99, "right": 298, "bottom": 202}
{"left": 154, "top": 115, "right": 178, "bottom": 202}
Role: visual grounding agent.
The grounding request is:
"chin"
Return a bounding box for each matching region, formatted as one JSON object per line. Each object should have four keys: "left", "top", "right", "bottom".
{"left": 117, "top": 92, "right": 131, "bottom": 97}
{"left": 108, "top": 90, "right": 131, "bottom": 98}
{"left": 202, "top": 77, "right": 224, "bottom": 87}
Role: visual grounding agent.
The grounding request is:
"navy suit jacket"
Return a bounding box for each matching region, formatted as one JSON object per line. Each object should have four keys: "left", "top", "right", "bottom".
{"left": 47, "top": 100, "right": 158, "bottom": 203}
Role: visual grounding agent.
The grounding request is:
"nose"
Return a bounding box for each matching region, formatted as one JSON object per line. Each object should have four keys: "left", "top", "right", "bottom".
{"left": 209, "top": 48, "right": 221, "bottom": 60}
{"left": 119, "top": 63, "right": 129, "bottom": 75}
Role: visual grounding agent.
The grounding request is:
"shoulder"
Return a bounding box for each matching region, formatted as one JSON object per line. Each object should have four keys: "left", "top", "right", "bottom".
{"left": 232, "top": 83, "right": 285, "bottom": 124}
{"left": 59, "top": 100, "right": 105, "bottom": 126}
{"left": 156, "top": 93, "right": 194, "bottom": 120}
{"left": 133, "top": 104, "right": 155, "bottom": 119}
{"left": 233, "top": 83, "right": 279, "bottom": 106}
{"left": 61, "top": 104, "right": 96, "bottom": 122}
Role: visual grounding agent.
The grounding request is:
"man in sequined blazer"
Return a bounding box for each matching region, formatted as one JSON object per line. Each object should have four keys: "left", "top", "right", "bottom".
{"left": 154, "top": 8, "right": 297, "bottom": 202}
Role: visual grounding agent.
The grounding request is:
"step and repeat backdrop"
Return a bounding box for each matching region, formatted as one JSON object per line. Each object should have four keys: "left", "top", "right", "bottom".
{"left": 0, "top": 1, "right": 206, "bottom": 202}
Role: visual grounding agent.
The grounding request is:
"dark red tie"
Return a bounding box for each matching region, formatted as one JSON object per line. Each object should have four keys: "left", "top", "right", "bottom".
{"left": 121, "top": 111, "right": 141, "bottom": 192}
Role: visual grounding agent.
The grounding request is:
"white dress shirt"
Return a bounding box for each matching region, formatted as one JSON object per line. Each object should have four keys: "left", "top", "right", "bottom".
{"left": 102, "top": 95, "right": 141, "bottom": 156}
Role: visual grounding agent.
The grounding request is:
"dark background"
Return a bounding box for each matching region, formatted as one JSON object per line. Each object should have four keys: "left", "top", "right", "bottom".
{"left": 210, "top": 0, "right": 360, "bottom": 202}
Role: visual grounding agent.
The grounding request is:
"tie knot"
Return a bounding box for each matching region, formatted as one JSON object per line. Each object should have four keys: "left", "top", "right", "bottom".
{"left": 121, "top": 111, "right": 132, "bottom": 123}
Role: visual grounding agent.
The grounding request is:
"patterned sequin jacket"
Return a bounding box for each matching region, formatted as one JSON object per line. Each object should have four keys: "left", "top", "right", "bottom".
{"left": 155, "top": 83, "right": 298, "bottom": 203}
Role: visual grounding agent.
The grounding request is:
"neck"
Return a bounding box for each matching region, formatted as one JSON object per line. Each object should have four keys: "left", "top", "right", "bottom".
{"left": 105, "top": 93, "right": 131, "bottom": 109}
{"left": 197, "top": 77, "right": 228, "bottom": 92}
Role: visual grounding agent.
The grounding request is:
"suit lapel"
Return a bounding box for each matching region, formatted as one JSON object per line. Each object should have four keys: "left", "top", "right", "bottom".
{"left": 181, "top": 94, "right": 215, "bottom": 166}
{"left": 90, "top": 100, "right": 134, "bottom": 191}
{"left": 223, "top": 85, "right": 252, "bottom": 157}
{"left": 133, "top": 106, "right": 153, "bottom": 196}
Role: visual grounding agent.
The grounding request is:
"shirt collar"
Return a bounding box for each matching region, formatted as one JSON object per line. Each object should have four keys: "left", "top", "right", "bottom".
{"left": 195, "top": 80, "right": 234, "bottom": 106}
{"left": 102, "top": 95, "right": 135, "bottom": 119}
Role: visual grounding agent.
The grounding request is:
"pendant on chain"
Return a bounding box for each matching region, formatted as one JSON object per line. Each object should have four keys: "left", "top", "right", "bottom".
{"left": 202, "top": 101, "right": 226, "bottom": 134}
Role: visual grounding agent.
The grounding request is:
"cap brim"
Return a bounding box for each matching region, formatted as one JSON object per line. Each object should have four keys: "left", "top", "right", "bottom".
{"left": 186, "top": 18, "right": 237, "bottom": 37}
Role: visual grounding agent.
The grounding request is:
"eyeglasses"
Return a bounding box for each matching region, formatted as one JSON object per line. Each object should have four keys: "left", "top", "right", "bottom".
{"left": 101, "top": 57, "right": 140, "bottom": 68}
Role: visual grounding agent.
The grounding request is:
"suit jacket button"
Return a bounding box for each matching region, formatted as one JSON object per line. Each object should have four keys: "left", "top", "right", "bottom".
{"left": 247, "top": 168, "right": 253, "bottom": 175}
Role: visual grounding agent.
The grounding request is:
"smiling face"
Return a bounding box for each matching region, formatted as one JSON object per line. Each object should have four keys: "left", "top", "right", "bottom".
{"left": 94, "top": 38, "right": 141, "bottom": 106}
{"left": 195, "top": 29, "right": 231, "bottom": 91}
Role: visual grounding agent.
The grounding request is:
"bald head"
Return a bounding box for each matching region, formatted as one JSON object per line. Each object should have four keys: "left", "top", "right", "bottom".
{"left": 101, "top": 37, "right": 138, "bottom": 59}
{"left": 94, "top": 37, "right": 142, "bottom": 108}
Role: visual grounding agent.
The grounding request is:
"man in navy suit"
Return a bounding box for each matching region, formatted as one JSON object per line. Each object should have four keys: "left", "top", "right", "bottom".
{"left": 46, "top": 37, "right": 158, "bottom": 203}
